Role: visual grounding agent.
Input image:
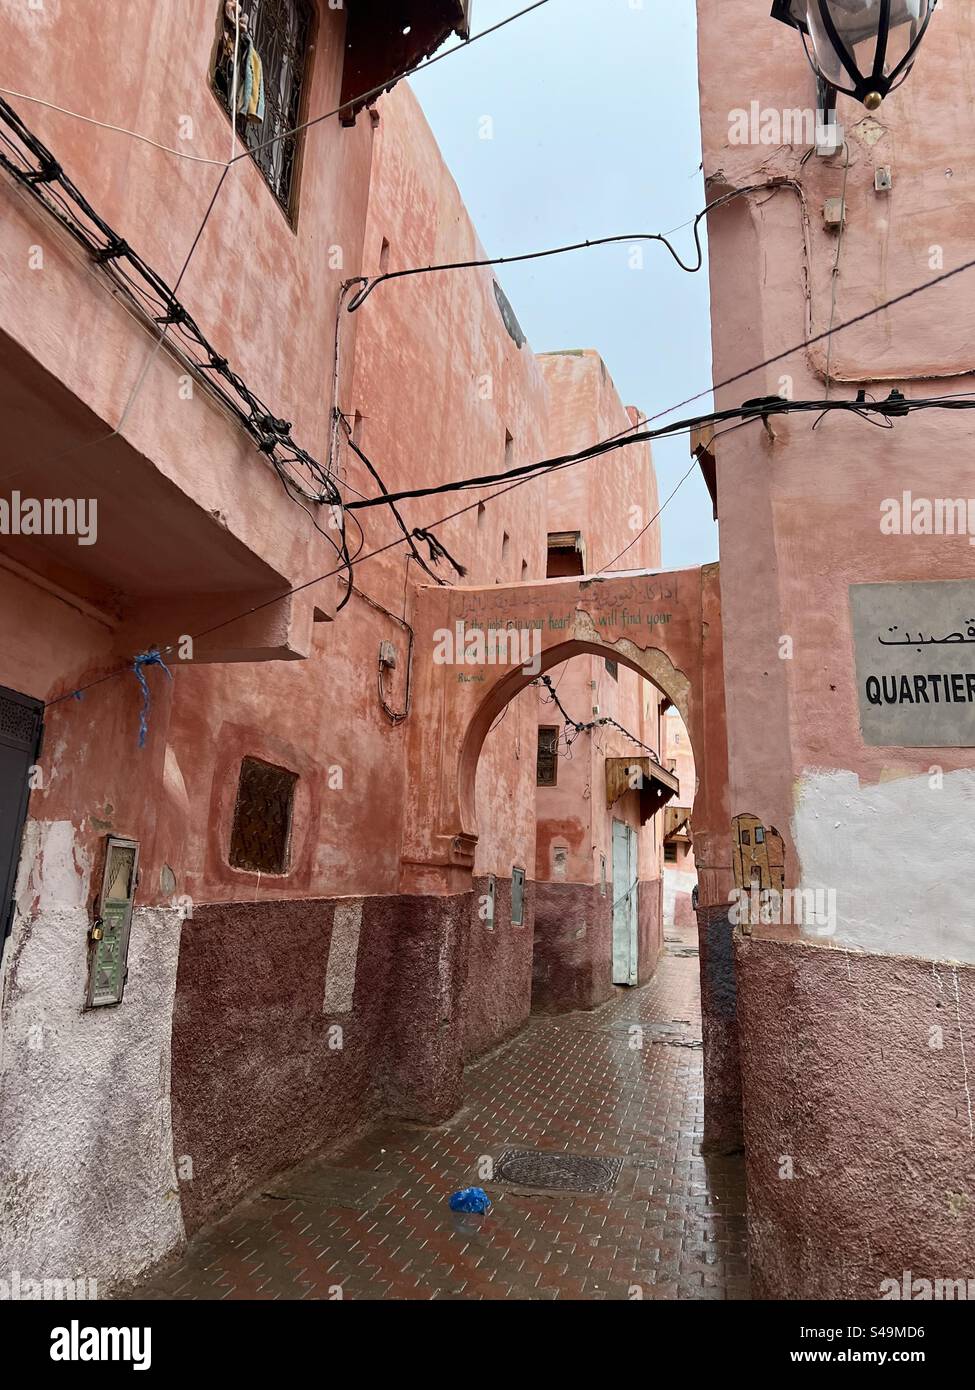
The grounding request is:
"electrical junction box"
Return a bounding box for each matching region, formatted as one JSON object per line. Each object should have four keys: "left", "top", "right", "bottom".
{"left": 874, "top": 166, "right": 893, "bottom": 192}
{"left": 823, "top": 196, "right": 846, "bottom": 228}
{"left": 379, "top": 640, "right": 397, "bottom": 669}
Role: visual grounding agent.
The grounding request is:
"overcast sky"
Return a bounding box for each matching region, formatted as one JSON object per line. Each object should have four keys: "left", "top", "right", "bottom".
{"left": 411, "top": 0, "right": 717, "bottom": 569}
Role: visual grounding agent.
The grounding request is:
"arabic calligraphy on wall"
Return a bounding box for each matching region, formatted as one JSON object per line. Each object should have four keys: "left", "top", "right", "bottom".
{"left": 850, "top": 581, "right": 975, "bottom": 747}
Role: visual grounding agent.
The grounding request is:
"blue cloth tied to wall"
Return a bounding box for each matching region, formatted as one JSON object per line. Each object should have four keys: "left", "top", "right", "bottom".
{"left": 132, "top": 649, "right": 173, "bottom": 748}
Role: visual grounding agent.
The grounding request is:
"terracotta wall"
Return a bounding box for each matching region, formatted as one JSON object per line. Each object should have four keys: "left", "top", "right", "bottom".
{"left": 696, "top": 0, "right": 975, "bottom": 1291}
{"left": 663, "top": 709, "right": 697, "bottom": 927}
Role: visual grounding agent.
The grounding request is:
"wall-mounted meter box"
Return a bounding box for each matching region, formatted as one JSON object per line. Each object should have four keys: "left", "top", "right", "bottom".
{"left": 85, "top": 836, "right": 139, "bottom": 1008}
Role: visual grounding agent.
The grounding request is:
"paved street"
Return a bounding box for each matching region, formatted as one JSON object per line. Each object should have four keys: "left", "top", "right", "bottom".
{"left": 128, "top": 923, "right": 749, "bottom": 1301}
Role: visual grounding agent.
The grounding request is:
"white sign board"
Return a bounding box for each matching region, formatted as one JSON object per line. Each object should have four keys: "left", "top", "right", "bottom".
{"left": 850, "top": 580, "right": 975, "bottom": 747}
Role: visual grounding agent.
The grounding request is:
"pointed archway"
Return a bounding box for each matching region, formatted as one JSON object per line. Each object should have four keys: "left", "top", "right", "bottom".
{"left": 401, "top": 563, "right": 730, "bottom": 909}
{"left": 393, "top": 562, "right": 739, "bottom": 1152}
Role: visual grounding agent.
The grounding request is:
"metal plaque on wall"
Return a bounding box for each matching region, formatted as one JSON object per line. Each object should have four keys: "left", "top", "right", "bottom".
{"left": 850, "top": 580, "right": 975, "bottom": 747}
{"left": 85, "top": 836, "right": 139, "bottom": 1008}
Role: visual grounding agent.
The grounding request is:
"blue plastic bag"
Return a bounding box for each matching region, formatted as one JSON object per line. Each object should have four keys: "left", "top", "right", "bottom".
{"left": 449, "top": 1186, "right": 492, "bottom": 1214}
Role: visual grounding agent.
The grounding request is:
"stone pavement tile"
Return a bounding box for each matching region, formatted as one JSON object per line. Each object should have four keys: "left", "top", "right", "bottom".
{"left": 122, "top": 923, "right": 749, "bottom": 1302}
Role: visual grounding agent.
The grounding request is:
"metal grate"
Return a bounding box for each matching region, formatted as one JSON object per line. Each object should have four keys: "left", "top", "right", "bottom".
{"left": 493, "top": 1149, "right": 623, "bottom": 1195}
{"left": 229, "top": 756, "right": 297, "bottom": 874}
{"left": 0, "top": 692, "right": 41, "bottom": 749}
{"left": 214, "top": 0, "right": 313, "bottom": 215}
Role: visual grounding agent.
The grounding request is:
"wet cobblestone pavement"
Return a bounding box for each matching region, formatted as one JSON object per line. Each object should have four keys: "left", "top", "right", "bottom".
{"left": 128, "top": 923, "right": 749, "bottom": 1300}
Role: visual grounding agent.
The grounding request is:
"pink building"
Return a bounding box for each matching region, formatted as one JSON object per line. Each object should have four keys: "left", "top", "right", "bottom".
{"left": 696, "top": 0, "right": 975, "bottom": 1298}
{"left": 662, "top": 708, "right": 696, "bottom": 928}
{"left": 0, "top": 1, "right": 679, "bottom": 1290}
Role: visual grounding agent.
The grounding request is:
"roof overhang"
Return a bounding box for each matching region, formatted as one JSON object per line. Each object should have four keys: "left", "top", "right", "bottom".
{"left": 691, "top": 421, "right": 717, "bottom": 522}
{"left": 340, "top": 1, "right": 472, "bottom": 125}
{"left": 606, "top": 757, "right": 680, "bottom": 827}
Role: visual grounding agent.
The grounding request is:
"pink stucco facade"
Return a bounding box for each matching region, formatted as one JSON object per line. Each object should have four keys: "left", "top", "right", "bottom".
{"left": 696, "top": 0, "right": 975, "bottom": 1298}
{"left": 0, "top": 2, "right": 725, "bottom": 1289}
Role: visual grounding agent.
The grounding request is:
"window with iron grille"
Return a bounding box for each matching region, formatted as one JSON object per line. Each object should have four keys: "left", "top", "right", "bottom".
{"left": 664, "top": 842, "right": 678, "bottom": 863}
{"left": 214, "top": 0, "right": 313, "bottom": 216}
{"left": 537, "top": 726, "right": 559, "bottom": 787}
{"left": 229, "top": 756, "right": 298, "bottom": 873}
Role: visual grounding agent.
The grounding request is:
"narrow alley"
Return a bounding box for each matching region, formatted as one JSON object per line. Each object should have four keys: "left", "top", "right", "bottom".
{"left": 4, "top": 0, "right": 975, "bottom": 1359}
{"left": 128, "top": 922, "right": 748, "bottom": 1302}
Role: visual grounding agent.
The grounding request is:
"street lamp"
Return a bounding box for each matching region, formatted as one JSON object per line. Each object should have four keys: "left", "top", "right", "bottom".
{"left": 771, "top": 1, "right": 937, "bottom": 109}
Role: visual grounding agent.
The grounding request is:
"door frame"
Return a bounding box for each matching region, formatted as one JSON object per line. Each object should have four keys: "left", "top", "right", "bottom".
{"left": 611, "top": 818, "right": 639, "bottom": 986}
{"left": 0, "top": 683, "right": 44, "bottom": 946}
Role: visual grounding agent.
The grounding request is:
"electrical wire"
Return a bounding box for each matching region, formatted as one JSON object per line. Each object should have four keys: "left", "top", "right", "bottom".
{"left": 594, "top": 417, "right": 758, "bottom": 575}
{"left": 534, "top": 675, "right": 658, "bottom": 759}
{"left": 39, "top": 373, "right": 975, "bottom": 716}
{"left": 232, "top": 1, "right": 557, "bottom": 168}
{"left": 344, "top": 184, "right": 771, "bottom": 312}
{"left": 344, "top": 387, "right": 975, "bottom": 514}
{"left": 0, "top": 85, "right": 228, "bottom": 166}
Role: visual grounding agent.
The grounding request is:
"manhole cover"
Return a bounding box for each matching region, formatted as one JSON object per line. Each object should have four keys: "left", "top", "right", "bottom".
{"left": 494, "top": 1149, "right": 623, "bottom": 1194}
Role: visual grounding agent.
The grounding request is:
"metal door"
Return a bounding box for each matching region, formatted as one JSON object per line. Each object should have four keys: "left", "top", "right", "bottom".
{"left": 612, "top": 819, "right": 639, "bottom": 986}
{"left": 0, "top": 684, "right": 43, "bottom": 945}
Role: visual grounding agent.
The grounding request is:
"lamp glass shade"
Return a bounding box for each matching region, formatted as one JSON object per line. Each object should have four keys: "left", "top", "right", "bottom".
{"left": 775, "top": 1, "right": 933, "bottom": 101}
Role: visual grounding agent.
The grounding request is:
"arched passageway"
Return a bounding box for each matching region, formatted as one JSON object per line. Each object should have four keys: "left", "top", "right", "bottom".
{"left": 402, "top": 563, "right": 730, "bottom": 906}
{"left": 394, "top": 563, "right": 741, "bottom": 1152}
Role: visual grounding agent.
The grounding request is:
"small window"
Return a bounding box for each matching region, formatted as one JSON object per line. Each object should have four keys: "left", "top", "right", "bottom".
{"left": 664, "top": 842, "right": 678, "bottom": 863}
{"left": 511, "top": 867, "right": 526, "bottom": 927}
{"left": 229, "top": 756, "right": 298, "bottom": 873}
{"left": 755, "top": 826, "right": 765, "bottom": 844}
{"left": 546, "top": 531, "right": 585, "bottom": 578}
{"left": 741, "top": 830, "right": 751, "bottom": 846}
{"left": 605, "top": 658, "right": 619, "bottom": 681}
{"left": 214, "top": 0, "right": 313, "bottom": 217}
{"left": 537, "top": 726, "right": 559, "bottom": 786}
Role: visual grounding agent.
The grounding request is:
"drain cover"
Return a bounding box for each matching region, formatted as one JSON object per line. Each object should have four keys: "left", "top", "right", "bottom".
{"left": 494, "top": 1149, "right": 623, "bottom": 1194}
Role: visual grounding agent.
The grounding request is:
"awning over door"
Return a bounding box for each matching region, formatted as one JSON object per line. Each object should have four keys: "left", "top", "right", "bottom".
{"left": 605, "top": 757, "right": 680, "bottom": 826}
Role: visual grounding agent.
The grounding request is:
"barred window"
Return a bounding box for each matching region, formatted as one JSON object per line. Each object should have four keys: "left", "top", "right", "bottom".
{"left": 537, "top": 726, "right": 559, "bottom": 787}
{"left": 229, "top": 757, "right": 298, "bottom": 874}
{"left": 214, "top": 0, "right": 313, "bottom": 216}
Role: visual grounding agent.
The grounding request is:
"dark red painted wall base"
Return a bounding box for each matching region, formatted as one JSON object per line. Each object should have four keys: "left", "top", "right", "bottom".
{"left": 532, "top": 880, "right": 613, "bottom": 1013}
{"left": 697, "top": 902, "right": 743, "bottom": 1154}
{"left": 738, "top": 935, "right": 975, "bottom": 1299}
{"left": 171, "top": 892, "right": 471, "bottom": 1236}
{"left": 463, "top": 876, "right": 535, "bottom": 1062}
{"left": 532, "top": 878, "right": 662, "bottom": 1012}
